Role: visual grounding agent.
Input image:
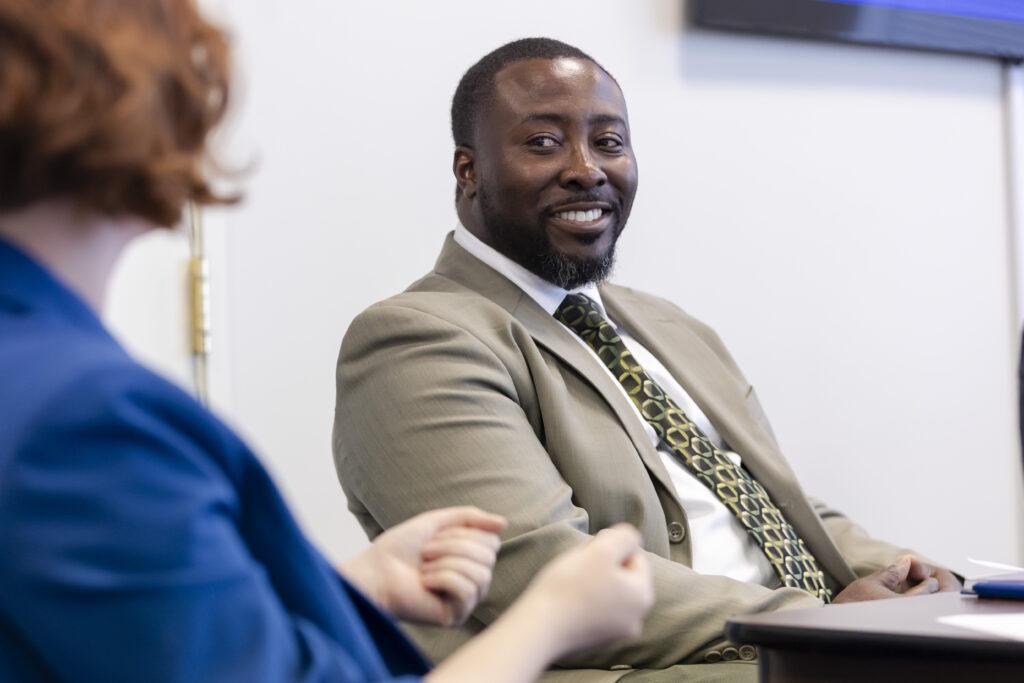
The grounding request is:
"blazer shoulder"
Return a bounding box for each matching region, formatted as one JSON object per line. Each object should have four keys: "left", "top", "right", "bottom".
{"left": 353, "top": 271, "right": 523, "bottom": 332}
{"left": 602, "top": 282, "right": 722, "bottom": 341}
{"left": 0, "top": 323, "right": 241, "bottom": 476}
{"left": 6, "top": 325, "right": 184, "bottom": 408}
{"left": 1, "top": 324, "right": 130, "bottom": 428}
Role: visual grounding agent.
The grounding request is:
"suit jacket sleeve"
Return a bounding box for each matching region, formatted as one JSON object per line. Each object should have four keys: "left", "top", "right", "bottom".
{"left": 0, "top": 364, "right": 423, "bottom": 683}
{"left": 334, "top": 301, "right": 825, "bottom": 672}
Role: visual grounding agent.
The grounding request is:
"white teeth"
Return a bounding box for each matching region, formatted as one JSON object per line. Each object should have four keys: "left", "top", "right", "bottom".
{"left": 556, "top": 209, "right": 603, "bottom": 223}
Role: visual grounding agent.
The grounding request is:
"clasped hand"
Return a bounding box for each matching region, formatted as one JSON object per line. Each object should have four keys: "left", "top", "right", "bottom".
{"left": 340, "top": 507, "right": 655, "bottom": 660}
{"left": 340, "top": 506, "right": 506, "bottom": 626}
{"left": 832, "top": 554, "right": 961, "bottom": 604}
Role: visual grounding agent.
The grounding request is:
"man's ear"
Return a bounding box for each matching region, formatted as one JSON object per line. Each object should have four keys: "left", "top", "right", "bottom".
{"left": 453, "top": 146, "right": 477, "bottom": 199}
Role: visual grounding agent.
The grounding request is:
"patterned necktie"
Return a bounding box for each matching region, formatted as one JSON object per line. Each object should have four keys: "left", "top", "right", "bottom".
{"left": 555, "top": 293, "right": 832, "bottom": 602}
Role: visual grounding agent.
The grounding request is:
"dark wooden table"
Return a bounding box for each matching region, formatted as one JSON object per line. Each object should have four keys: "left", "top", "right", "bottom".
{"left": 726, "top": 591, "right": 1024, "bottom": 682}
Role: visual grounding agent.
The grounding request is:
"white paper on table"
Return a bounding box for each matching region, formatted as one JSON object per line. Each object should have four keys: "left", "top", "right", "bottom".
{"left": 937, "top": 613, "right": 1024, "bottom": 642}
{"left": 966, "top": 557, "right": 1024, "bottom": 578}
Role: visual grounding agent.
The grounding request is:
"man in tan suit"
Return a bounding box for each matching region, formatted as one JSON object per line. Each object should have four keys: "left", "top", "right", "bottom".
{"left": 333, "top": 38, "right": 959, "bottom": 681}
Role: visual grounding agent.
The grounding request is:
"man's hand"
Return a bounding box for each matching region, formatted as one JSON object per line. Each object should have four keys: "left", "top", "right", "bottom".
{"left": 905, "top": 557, "right": 961, "bottom": 593}
{"left": 832, "top": 554, "right": 959, "bottom": 604}
{"left": 339, "top": 506, "right": 506, "bottom": 626}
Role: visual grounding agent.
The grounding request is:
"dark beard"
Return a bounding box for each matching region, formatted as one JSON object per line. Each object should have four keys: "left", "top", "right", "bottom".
{"left": 479, "top": 187, "right": 621, "bottom": 290}
{"left": 535, "top": 242, "right": 617, "bottom": 290}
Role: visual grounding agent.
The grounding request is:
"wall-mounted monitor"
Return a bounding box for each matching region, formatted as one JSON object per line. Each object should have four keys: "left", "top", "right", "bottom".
{"left": 692, "top": 1, "right": 1024, "bottom": 60}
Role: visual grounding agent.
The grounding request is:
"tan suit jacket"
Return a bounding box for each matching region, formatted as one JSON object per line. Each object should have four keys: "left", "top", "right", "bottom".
{"left": 333, "top": 234, "right": 912, "bottom": 681}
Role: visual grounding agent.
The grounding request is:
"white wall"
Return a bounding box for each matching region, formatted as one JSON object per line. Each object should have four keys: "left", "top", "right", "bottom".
{"left": 107, "top": 230, "right": 192, "bottom": 388}
{"left": 106, "top": 213, "right": 232, "bottom": 410}
{"left": 140, "top": 0, "right": 1021, "bottom": 572}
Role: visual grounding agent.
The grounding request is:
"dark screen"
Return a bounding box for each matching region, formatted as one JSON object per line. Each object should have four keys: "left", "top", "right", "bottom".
{"left": 693, "top": 0, "right": 1024, "bottom": 59}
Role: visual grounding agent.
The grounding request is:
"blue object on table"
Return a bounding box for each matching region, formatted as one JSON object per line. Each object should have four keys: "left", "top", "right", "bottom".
{"left": 972, "top": 580, "right": 1024, "bottom": 600}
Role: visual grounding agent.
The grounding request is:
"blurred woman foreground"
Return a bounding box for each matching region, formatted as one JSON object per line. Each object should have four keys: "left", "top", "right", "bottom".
{"left": 0, "top": 1, "right": 653, "bottom": 681}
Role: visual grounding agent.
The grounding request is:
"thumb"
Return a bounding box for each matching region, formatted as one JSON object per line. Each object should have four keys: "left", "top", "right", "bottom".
{"left": 879, "top": 554, "right": 913, "bottom": 590}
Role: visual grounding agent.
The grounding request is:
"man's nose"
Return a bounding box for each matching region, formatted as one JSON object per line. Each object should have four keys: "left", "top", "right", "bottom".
{"left": 559, "top": 144, "right": 607, "bottom": 189}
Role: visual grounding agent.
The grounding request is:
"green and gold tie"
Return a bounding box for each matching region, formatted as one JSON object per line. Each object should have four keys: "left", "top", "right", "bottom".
{"left": 555, "top": 293, "right": 832, "bottom": 602}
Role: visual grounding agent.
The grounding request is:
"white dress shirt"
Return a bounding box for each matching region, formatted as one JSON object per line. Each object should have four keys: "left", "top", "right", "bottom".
{"left": 454, "top": 224, "right": 777, "bottom": 586}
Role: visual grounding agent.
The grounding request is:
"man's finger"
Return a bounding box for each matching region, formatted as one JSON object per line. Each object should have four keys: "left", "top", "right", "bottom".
{"left": 934, "top": 569, "right": 963, "bottom": 592}
{"left": 905, "top": 556, "right": 933, "bottom": 582}
{"left": 906, "top": 578, "right": 938, "bottom": 595}
{"left": 903, "top": 557, "right": 961, "bottom": 593}
{"left": 879, "top": 555, "right": 913, "bottom": 590}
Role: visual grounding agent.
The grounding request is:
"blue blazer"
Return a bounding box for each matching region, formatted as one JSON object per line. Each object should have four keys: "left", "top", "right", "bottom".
{"left": 0, "top": 240, "right": 429, "bottom": 682}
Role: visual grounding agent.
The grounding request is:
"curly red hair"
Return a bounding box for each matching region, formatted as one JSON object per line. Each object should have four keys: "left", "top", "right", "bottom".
{"left": 0, "top": 0, "right": 233, "bottom": 226}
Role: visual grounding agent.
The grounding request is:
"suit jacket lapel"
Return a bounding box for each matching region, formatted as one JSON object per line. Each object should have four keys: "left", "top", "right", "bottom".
{"left": 431, "top": 235, "right": 681, "bottom": 505}
{"left": 601, "top": 284, "right": 791, "bottom": 483}
{"left": 601, "top": 284, "right": 856, "bottom": 586}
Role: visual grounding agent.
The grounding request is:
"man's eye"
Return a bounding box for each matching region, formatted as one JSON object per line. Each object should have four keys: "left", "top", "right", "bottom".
{"left": 527, "top": 136, "right": 558, "bottom": 148}
{"left": 596, "top": 137, "right": 623, "bottom": 150}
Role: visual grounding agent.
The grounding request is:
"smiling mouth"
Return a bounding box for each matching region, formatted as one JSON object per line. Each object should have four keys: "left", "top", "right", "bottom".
{"left": 553, "top": 208, "right": 606, "bottom": 224}
{"left": 548, "top": 208, "right": 614, "bottom": 245}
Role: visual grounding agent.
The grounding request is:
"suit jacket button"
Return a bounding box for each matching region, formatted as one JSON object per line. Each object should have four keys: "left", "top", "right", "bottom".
{"left": 722, "top": 647, "right": 739, "bottom": 661}
{"left": 738, "top": 645, "right": 756, "bottom": 660}
{"left": 704, "top": 651, "right": 723, "bottom": 663}
{"left": 667, "top": 521, "right": 686, "bottom": 543}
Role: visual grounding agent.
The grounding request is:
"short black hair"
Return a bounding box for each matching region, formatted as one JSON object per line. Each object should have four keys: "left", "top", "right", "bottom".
{"left": 450, "top": 37, "right": 614, "bottom": 149}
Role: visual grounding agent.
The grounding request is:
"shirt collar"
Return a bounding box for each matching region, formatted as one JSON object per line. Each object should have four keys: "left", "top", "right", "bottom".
{"left": 453, "top": 223, "right": 606, "bottom": 317}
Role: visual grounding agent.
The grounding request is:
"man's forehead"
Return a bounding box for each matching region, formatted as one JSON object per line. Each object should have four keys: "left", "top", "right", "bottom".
{"left": 490, "top": 57, "right": 626, "bottom": 117}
